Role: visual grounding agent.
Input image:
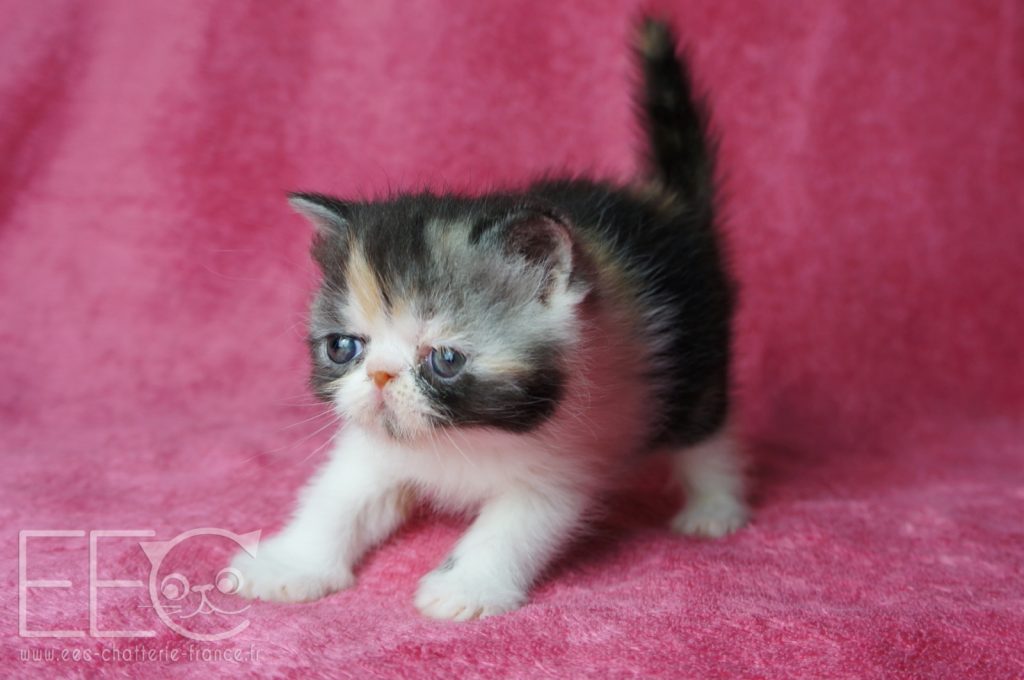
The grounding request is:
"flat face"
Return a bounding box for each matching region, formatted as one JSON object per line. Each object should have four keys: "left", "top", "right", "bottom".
{"left": 303, "top": 196, "right": 583, "bottom": 441}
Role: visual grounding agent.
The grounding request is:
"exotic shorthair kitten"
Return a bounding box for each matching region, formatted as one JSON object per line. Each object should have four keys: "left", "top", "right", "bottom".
{"left": 232, "top": 19, "right": 748, "bottom": 620}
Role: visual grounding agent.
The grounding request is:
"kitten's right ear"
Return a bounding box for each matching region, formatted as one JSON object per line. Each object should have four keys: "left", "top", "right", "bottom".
{"left": 288, "top": 192, "right": 352, "bottom": 235}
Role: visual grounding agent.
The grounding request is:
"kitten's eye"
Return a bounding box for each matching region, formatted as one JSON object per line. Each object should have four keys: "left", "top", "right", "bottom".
{"left": 325, "top": 334, "right": 364, "bottom": 364}
{"left": 429, "top": 346, "right": 466, "bottom": 379}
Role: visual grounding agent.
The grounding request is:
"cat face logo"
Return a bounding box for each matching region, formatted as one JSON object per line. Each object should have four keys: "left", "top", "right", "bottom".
{"left": 140, "top": 528, "right": 259, "bottom": 641}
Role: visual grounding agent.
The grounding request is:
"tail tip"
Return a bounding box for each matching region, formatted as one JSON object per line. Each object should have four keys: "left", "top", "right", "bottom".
{"left": 636, "top": 17, "right": 674, "bottom": 60}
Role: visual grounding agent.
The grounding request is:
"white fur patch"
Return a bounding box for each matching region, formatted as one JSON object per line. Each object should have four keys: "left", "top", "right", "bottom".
{"left": 670, "top": 426, "right": 749, "bottom": 538}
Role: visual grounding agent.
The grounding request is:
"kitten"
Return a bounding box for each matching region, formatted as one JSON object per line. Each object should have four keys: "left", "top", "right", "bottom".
{"left": 232, "top": 18, "right": 748, "bottom": 620}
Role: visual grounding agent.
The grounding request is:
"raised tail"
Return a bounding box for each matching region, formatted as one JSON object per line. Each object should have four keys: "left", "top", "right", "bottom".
{"left": 636, "top": 18, "right": 715, "bottom": 219}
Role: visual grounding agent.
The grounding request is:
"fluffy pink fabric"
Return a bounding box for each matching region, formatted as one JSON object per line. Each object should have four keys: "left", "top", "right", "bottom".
{"left": 2, "top": 1, "right": 1022, "bottom": 677}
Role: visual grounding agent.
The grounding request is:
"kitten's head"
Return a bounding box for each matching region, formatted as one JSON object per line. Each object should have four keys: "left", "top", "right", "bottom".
{"left": 291, "top": 192, "right": 590, "bottom": 441}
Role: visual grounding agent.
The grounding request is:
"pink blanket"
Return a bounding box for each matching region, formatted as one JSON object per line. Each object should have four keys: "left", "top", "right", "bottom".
{"left": 3, "top": 1, "right": 1022, "bottom": 677}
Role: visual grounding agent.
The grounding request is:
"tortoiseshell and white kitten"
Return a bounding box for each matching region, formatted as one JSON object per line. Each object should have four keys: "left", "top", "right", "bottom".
{"left": 232, "top": 19, "right": 748, "bottom": 620}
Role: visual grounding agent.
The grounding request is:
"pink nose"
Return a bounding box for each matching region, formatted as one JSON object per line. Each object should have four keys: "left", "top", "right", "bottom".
{"left": 371, "top": 370, "right": 396, "bottom": 389}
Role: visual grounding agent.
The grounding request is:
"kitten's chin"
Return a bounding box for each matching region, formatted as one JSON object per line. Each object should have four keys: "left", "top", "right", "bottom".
{"left": 379, "top": 414, "right": 416, "bottom": 442}
{"left": 344, "top": 404, "right": 426, "bottom": 443}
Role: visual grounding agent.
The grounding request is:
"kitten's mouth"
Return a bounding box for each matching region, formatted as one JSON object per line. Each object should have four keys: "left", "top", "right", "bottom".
{"left": 372, "top": 398, "right": 395, "bottom": 423}
{"left": 370, "top": 388, "right": 392, "bottom": 412}
{"left": 361, "top": 401, "right": 406, "bottom": 440}
{"left": 370, "top": 410, "right": 411, "bottom": 441}
{"left": 345, "top": 392, "right": 422, "bottom": 441}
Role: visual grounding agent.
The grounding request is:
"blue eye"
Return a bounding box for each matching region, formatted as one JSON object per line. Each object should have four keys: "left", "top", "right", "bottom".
{"left": 429, "top": 346, "right": 466, "bottom": 379}
{"left": 325, "top": 335, "right": 363, "bottom": 364}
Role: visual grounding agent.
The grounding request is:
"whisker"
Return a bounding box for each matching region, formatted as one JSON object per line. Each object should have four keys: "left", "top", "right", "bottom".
{"left": 279, "top": 407, "right": 339, "bottom": 431}
{"left": 426, "top": 427, "right": 444, "bottom": 466}
{"left": 297, "top": 421, "right": 346, "bottom": 465}
{"left": 441, "top": 428, "right": 476, "bottom": 469}
{"left": 267, "top": 412, "right": 342, "bottom": 455}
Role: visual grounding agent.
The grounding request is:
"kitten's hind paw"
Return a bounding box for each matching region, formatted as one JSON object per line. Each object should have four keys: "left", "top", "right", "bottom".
{"left": 230, "top": 541, "right": 353, "bottom": 603}
{"left": 671, "top": 496, "right": 749, "bottom": 538}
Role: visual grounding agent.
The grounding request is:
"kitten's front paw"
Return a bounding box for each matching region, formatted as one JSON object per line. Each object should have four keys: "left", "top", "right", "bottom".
{"left": 672, "top": 495, "right": 749, "bottom": 538}
{"left": 230, "top": 538, "right": 353, "bottom": 603}
{"left": 414, "top": 564, "right": 525, "bottom": 621}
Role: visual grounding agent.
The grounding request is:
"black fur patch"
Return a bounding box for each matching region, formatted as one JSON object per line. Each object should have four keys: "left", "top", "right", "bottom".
{"left": 416, "top": 351, "right": 564, "bottom": 432}
{"left": 527, "top": 177, "right": 731, "bottom": 446}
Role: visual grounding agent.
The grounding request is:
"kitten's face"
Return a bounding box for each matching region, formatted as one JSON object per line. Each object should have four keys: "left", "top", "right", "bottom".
{"left": 293, "top": 193, "right": 587, "bottom": 441}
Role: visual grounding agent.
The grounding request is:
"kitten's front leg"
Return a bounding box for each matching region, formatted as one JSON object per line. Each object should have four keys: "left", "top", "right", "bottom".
{"left": 415, "top": 486, "right": 586, "bottom": 621}
{"left": 232, "top": 428, "right": 407, "bottom": 603}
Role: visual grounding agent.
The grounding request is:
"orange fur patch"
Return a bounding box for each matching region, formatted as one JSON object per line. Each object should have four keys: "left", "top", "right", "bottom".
{"left": 475, "top": 356, "right": 530, "bottom": 375}
{"left": 347, "top": 245, "right": 386, "bottom": 323}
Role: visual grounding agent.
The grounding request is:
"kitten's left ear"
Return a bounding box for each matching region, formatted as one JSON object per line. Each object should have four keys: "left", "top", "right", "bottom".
{"left": 288, "top": 192, "right": 352, "bottom": 235}
{"left": 501, "top": 209, "right": 577, "bottom": 298}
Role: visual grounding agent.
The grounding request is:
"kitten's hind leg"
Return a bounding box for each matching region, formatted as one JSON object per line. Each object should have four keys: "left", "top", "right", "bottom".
{"left": 670, "top": 426, "right": 749, "bottom": 538}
